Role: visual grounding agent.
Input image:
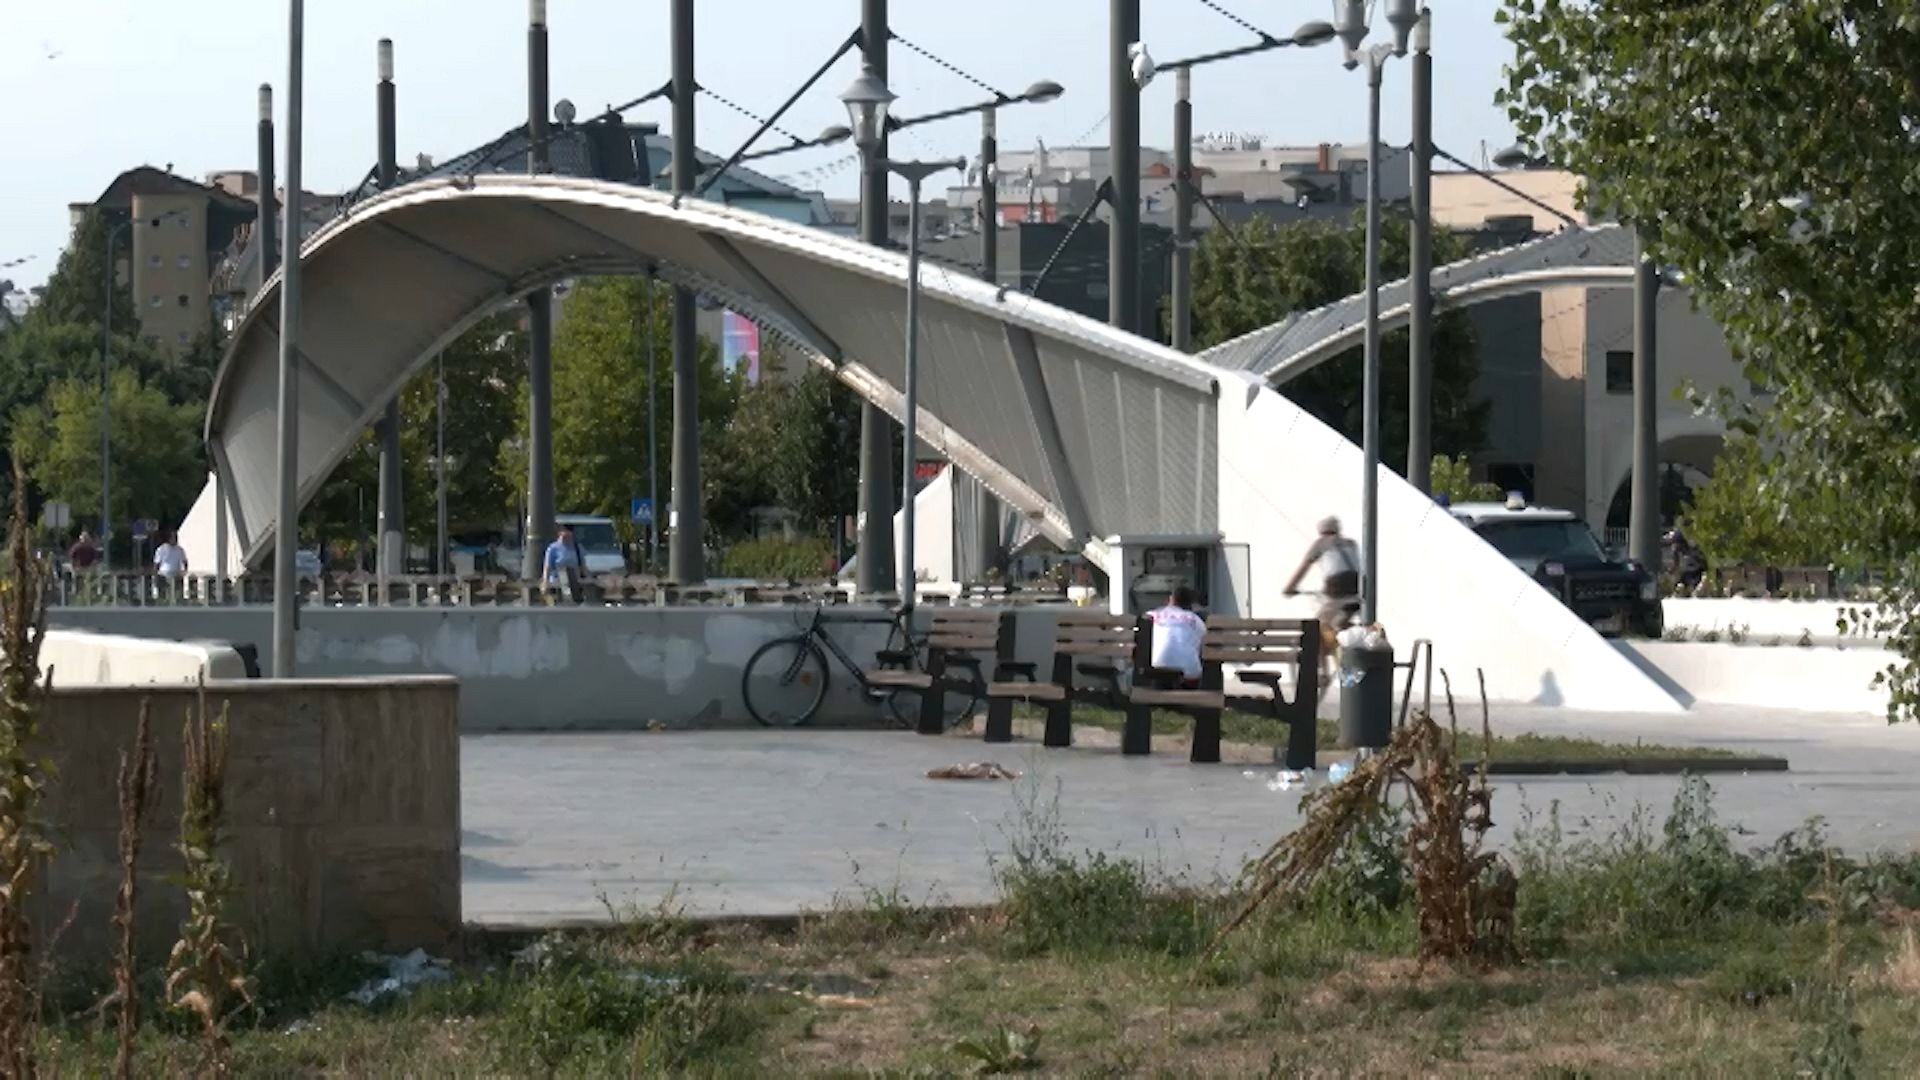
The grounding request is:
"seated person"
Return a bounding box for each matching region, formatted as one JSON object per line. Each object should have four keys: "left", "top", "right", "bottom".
{"left": 1146, "top": 585, "right": 1206, "bottom": 689}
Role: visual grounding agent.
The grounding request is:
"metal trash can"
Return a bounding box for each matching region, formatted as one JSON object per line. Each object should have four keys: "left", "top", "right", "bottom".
{"left": 1338, "top": 644, "right": 1394, "bottom": 750}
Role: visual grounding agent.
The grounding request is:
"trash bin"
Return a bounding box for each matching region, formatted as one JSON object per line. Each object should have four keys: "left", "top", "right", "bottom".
{"left": 1338, "top": 644, "right": 1394, "bottom": 749}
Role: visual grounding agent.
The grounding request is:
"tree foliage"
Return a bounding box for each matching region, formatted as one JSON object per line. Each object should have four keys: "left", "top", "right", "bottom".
{"left": 10, "top": 369, "right": 202, "bottom": 533}
{"left": 1431, "top": 454, "right": 1502, "bottom": 505}
{"left": 1500, "top": 0, "right": 1920, "bottom": 719}
{"left": 1192, "top": 213, "right": 1490, "bottom": 468}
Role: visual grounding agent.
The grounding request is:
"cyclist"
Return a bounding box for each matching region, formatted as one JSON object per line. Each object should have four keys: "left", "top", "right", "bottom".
{"left": 1282, "top": 516, "right": 1362, "bottom": 703}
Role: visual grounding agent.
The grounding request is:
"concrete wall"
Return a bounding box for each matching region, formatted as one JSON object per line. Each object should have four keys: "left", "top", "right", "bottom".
{"left": 34, "top": 677, "right": 458, "bottom": 968}
{"left": 41, "top": 629, "right": 250, "bottom": 686}
{"left": 1215, "top": 375, "right": 1683, "bottom": 711}
{"left": 1664, "top": 598, "right": 1880, "bottom": 643}
{"left": 46, "top": 606, "right": 1069, "bottom": 732}
{"left": 1626, "top": 640, "right": 1892, "bottom": 716}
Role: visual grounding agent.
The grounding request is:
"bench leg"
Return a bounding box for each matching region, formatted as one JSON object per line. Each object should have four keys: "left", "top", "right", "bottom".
{"left": 1042, "top": 699, "right": 1072, "bottom": 748}
{"left": 1190, "top": 707, "right": 1222, "bottom": 764}
{"left": 917, "top": 654, "right": 948, "bottom": 736}
{"left": 1281, "top": 702, "right": 1317, "bottom": 772}
{"left": 983, "top": 696, "right": 1014, "bottom": 743}
{"left": 1122, "top": 701, "right": 1152, "bottom": 756}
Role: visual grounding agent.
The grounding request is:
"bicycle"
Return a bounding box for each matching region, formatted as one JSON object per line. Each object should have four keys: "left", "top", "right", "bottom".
{"left": 1284, "top": 588, "right": 1362, "bottom": 708}
{"left": 740, "top": 605, "right": 983, "bottom": 728}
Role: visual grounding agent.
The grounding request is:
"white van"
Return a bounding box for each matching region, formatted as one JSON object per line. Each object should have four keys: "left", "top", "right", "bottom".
{"left": 555, "top": 514, "right": 627, "bottom": 575}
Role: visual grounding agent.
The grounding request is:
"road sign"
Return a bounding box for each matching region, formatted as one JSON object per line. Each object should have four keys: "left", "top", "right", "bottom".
{"left": 131, "top": 518, "right": 155, "bottom": 540}
{"left": 629, "top": 498, "right": 654, "bottom": 525}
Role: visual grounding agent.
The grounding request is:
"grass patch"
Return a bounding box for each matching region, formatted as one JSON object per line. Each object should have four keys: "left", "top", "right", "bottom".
{"left": 1024, "top": 703, "right": 1753, "bottom": 764}
{"left": 32, "top": 782, "right": 1920, "bottom": 1075}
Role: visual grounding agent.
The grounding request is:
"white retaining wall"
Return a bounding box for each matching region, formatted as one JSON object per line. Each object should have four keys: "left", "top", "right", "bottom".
{"left": 1626, "top": 640, "right": 1893, "bottom": 716}
{"left": 39, "top": 630, "right": 250, "bottom": 687}
{"left": 1215, "top": 377, "right": 1684, "bottom": 712}
{"left": 1664, "top": 598, "right": 1876, "bottom": 642}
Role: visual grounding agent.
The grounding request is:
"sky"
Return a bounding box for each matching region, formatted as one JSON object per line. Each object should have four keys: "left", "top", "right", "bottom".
{"left": 0, "top": 0, "right": 1524, "bottom": 291}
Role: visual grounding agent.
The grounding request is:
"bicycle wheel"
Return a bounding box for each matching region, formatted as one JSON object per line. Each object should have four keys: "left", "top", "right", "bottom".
{"left": 742, "top": 636, "right": 830, "bottom": 727}
{"left": 884, "top": 665, "right": 984, "bottom": 730}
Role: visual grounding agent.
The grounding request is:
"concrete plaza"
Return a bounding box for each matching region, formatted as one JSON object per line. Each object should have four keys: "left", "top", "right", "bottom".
{"left": 462, "top": 704, "right": 1920, "bottom": 927}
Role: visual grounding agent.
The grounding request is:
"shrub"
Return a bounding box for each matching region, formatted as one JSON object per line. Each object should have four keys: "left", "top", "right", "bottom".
{"left": 716, "top": 537, "right": 833, "bottom": 580}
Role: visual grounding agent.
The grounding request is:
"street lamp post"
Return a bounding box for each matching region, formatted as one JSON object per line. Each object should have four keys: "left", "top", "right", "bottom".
{"left": 1406, "top": 8, "right": 1435, "bottom": 493}
{"left": 375, "top": 38, "right": 405, "bottom": 578}
{"left": 102, "top": 206, "right": 189, "bottom": 569}
{"left": 272, "top": 0, "right": 306, "bottom": 676}
{"left": 841, "top": 66, "right": 963, "bottom": 614}
{"left": 1335, "top": 0, "right": 1420, "bottom": 627}
{"left": 1130, "top": 21, "right": 1335, "bottom": 351}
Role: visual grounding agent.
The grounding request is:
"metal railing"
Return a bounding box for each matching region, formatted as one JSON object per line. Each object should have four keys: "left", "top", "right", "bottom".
{"left": 41, "top": 571, "right": 1080, "bottom": 611}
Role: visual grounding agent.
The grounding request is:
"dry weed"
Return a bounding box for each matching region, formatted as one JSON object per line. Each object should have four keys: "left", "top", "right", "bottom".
{"left": 0, "top": 461, "right": 53, "bottom": 1075}
{"left": 109, "top": 699, "right": 160, "bottom": 1079}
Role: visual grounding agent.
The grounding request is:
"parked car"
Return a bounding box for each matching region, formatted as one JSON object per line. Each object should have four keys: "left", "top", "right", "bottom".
{"left": 1451, "top": 498, "right": 1663, "bottom": 638}
{"left": 555, "top": 514, "right": 628, "bottom": 575}
{"left": 295, "top": 548, "right": 324, "bottom": 581}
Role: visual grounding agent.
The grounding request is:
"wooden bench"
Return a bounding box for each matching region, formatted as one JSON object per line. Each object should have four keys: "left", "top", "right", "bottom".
{"left": 1123, "top": 616, "right": 1320, "bottom": 766}
{"left": 983, "top": 611, "right": 1146, "bottom": 747}
{"left": 863, "top": 608, "right": 1003, "bottom": 734}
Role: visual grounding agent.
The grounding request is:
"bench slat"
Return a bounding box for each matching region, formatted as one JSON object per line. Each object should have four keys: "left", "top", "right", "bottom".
{"left": 1207, "top": 617, "right": 1313, "bottom": 631}
{"left": 1054, "top": 611, "right": 1139, "bottom": 627}
{"left": 1056, "top": 643, "right": 1137, "bottom": 657}
{"left": 865, "top": 671, "right": 933, "bottom": 689}
{"left": 1202, "top": 647, "right": 1302, "bottom": 663}
{"left": 928, "top": 633, "right": 997, "bottom": 649}
{"left": 986, "top": 682, "right": 1065, "bottom": 700}
{"left": 1206, "top": 628, "right": 1307, "bottom": 643}
{"left": 1130, "top": 689, "right": 1226, "bottom": 708}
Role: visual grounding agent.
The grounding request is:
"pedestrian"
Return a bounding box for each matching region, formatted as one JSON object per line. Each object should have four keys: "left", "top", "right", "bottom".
{"left": 152, "top": 530, "right": 188, "bottom": 602}
{"left": 542, "top": 526, "right": 584, "bottom": 603}
{"left": 68, "top": 529, "right": 101, "bottom": 573}
{"left": 1146, "top": 584, "right": 1206, "bottom": 689}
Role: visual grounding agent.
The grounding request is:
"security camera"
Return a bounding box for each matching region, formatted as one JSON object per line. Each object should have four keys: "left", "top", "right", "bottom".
{"left": 1129, "top": 42, "right": 1156, "bottom": 89}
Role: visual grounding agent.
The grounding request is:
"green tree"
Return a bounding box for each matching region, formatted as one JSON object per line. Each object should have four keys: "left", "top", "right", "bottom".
{"left": 10, "top": 369, "right": 202, "bottom": 534}
{"left": 1431, "top": 454, "right": 1502, "bottom": 504}
{"left": 1192, "top": 213, "right": 1490, "bottom": 467}
{"left": 1500, "top": 0, "right": 1920, "bottom": 720}
{"left": 518, "top": 278, "right": 737, "bottom": 530}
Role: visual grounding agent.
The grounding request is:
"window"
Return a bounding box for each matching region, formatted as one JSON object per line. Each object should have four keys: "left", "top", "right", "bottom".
{"left": 175, "top": 254, "right": 191, "bottom": 269}
{"left": 146, "top": 254, "right": 161, "bottom": 268}
{"left": 1604, "top": 350, "right": 1634, "bottom": 394}
{"left": 148, "top": 294, "right": 163, "bottom": 308}
{"left": 177, "top": 294, "right": 190, "bottom": 308}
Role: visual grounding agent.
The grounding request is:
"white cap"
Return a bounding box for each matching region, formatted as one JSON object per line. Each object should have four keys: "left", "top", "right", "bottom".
{"left": 378, "top": 39, "right": 394, "bottom": 82}
{"left": 258, "top": 84, "right": 273, "bottom": 122}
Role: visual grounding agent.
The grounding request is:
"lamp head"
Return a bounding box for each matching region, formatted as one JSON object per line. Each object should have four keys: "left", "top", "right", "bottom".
{"left": 1386, "top": 0, "right": 1420, "bottom": 55}
{"left": 529, "top": 0, "right": 546, "bottom": 27}
{"left": 816, "top": 123, "right": 853, "bottom": 147}
{"left": 1022, "top": 79, "right": 1065, "bottom": 104}
{"left": 1412, "top": 7, "right": 1432, "bottom": 54}
{"left": 258, "top": 84, "right": 273, "bottom": 123}
{"left": 1129, "top": 42, "right": 1156, "bottom": 89}
{"left": 554, "top": 98, "right": 576, "bottom": 126}
{"left": 378, "top": 38, "right": 394, "bottom": 82}
{"left": 1334, "top": 0, "right": 1369, "bottom": 55}
{"left": 839, "top": 65, "right": 896, "bottom": 154}
{"left": 1492, "top": 144, "right": 1536, "bottom": 169}
{"left": 1292, "top": 20, "right": 1337, "bottom": 48}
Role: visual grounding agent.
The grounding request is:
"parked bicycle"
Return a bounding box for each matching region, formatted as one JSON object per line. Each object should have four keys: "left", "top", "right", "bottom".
{"left": 740, "top": 605, "right": 982, "bottom": 728}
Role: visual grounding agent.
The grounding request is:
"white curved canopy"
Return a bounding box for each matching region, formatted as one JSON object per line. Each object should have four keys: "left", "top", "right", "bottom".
{"left": 208, "top": 175, "right": 1221, "bottom": 567}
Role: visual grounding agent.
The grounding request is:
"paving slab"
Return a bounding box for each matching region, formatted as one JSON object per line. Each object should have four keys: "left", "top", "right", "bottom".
{"left": 462, "top": 707, "right": 1920, "bottom": 927}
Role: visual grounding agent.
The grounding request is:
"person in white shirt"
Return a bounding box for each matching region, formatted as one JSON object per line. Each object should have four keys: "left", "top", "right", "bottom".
{"left": 153, "top": 532, "right": 189, "bottom": 578}
{"left": 1147, "top": 585, "right": 1207, "bottom": 688}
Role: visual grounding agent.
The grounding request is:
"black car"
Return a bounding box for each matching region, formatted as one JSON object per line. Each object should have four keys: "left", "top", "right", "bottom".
{"left": 1451, "top": 503, "right": 1664, "bottom": 638}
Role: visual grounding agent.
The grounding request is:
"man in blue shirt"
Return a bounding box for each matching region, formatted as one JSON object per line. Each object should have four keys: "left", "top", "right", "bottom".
{"left": 542, "top": 526, "right": 583, "bottom": 602}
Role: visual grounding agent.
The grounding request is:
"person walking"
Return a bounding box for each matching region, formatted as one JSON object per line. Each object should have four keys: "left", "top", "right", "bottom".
{"left": 152, "top": 530, "right": 189, "bottom": 603}
{"left": 542, "top": 525, "right": 584, "bottom": 603}
{"left": 68, "top": 530, "right": 101, "bottom": 573}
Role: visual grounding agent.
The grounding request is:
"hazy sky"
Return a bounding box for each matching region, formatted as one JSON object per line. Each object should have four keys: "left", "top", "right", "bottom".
{"left": 0, "top": 1, "right": 1522, "bottom": 290}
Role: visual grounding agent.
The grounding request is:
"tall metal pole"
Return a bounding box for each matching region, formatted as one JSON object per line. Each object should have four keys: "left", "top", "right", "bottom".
{"left": 256, "top": 85, "right": 278, "bottom": 289}
{"left": 645, "top": 278, "right": 659, "bottom": 569}
{"left": 669, "top": 0, "right": 705, "bottom": 583}
{"left": 1170, "top": 66, "right": 1194, "bottom": 351}
{"left": 436, "top": 355, "right": 448, "bottom": 576}
{"left": 855, "top": 0, "right": 895, "bottom": 597}
{"left": 973, "top": 111, "right": 1004, "bottom": 579}
{"left": 272, "top": 0, "right": 306, "bottom": 676}
{"left": 101, "top": 223, "right": 119, "bottom": 566}
{"left": 1630, "top": 231, "right": 1660, "bottom": 566}
{"left": 901, "top": 176, "right": 925, "bottom": 612}
{"left": 1405, "top": 9, "right": 1434, "bottom": 493}
{"left": 1109, "top": 0, "right": 1141, "bottom": 334}
{"left": 1359, "top": 58, "right": 1384, "bottom": 625}
{"left": 375, "top": 38, "right": 406, "bottom": 577}
{"left": 521, "top": 0, "right": 556, "bottom": 581}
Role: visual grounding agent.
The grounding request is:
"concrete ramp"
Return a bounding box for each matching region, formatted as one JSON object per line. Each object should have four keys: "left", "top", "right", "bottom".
{"left": 178, "top": 471, "right": 242, "bottom": 578}
{"left": 1215, "top": 375, "right": 1684, "bottom": 712}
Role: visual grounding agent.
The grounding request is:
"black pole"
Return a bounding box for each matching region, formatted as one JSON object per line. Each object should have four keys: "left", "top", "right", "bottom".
{"left": 973, "top": 111, "right": 1003, "bottom": 578}
{"left": 375, "top": 38, "right": 405, "bottom": 577}
{"left": 1170, "top": 67, "right": 1193, "bottom": 351}
{"left": 645, "top": 278, "right": 659, "bottom": 569}
{"left": 669, "top": 0, "right": 705, "bottom": 584}
{"left": 1630, "top": 231, "right": 1660, "bottom": 565}
{"left": 257, "top": 85, "right": 278, "bottom": 289}
{"left": 1406, "top": 17, "right": 1434, "bottom": 492}
{"left": 1109, "top": 0, "right": 1141, "bottom": 334}
{"left": 855, "top": 0, "right": 896, "bottom": 597}
{"left": 522, "top": 0, "right": 556, "bottom": 582}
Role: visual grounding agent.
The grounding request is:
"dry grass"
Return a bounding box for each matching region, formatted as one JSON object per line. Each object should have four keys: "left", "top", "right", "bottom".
{"left": 1880, "top": 928, "right": 1920, "bottom": 993}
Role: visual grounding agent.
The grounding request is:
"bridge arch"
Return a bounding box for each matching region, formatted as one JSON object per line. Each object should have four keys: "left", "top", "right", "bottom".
{"left": 200, "top": 175, "right": 1220, "bottom": 568}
